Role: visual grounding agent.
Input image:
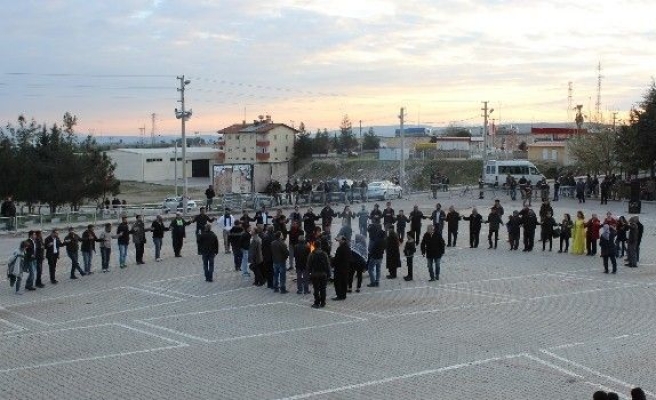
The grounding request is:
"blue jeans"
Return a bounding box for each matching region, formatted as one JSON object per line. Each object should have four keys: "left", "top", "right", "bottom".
{"left": 153, "top": 237, "right": 163, "bottom": 259}
{"left": 118, "top": 244, "right": 128, "bottom": 266}
{"left": 100, "top": 247, "right": 111, "bottom": 270}
{"left": 367, "top": 257, "right": 381, "bottom": 284}
{"left": 240, "top": 249, "right": 250, "bottom": 275}
{"left": 82, "top": 251, "right": 93, "bottom": 273}
{"left": 426, "top": 257, "right": 441, "bottom": 280}
{"left": 202, "top": 254, "right": 215, "bottom": 281}
{"left": 67, "top": 249, "right": 84, "bottom": 276}
{"left": 273, "top": 262, "right": 287, "bottom": 290}
{"left": 360, "top": 224, "right": 367, "bottom": 238}
{"left": 25, "top": 259, "right": 36, "bottom": 288}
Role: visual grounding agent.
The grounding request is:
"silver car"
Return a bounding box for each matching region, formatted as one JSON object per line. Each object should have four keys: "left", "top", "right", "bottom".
{"left": 162, "top": 197, "right": 198, "bottom": 213}
{"left": 366, "top": 181, "right": 403, "bottom": 200}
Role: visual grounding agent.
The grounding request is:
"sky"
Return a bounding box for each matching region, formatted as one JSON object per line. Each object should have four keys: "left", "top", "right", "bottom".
{"left": 1, "top": 0, "right": 655, "bottom": 136}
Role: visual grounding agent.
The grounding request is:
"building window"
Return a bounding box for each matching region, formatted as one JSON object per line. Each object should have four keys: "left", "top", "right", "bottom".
{"left": 285, "top": 146, "right": 288, "bottom": 152}
{"left": 169, "top": 157, "right": 182, "bottom": 161}
{"left": 542, "top": 149, "right": 549, "bottom": 160}
{"left": 551, "top": 150, "right": 558, "bottom": 160}
{"left": 146, "top": 158, "right": 163, "bottom": 162}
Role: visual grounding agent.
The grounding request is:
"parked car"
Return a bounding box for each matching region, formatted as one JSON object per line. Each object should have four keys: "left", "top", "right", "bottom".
{"left": 162, "top": 197, "right": 198, "bottom": 213}
{"left": 367, "top": 181, "right": 403, "bottom": 200}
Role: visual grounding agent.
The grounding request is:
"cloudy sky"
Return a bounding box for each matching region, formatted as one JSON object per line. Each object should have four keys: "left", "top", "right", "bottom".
{"left": 2, "top": 0, "right": 655, "bottom": 136}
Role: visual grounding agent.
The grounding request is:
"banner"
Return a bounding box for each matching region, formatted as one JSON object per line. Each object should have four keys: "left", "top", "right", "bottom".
{"left": 213, "top": 164, "right": 253, "bottom": 194}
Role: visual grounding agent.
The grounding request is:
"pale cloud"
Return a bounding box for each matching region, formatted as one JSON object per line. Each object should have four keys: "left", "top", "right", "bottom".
{"left": 1, "top": 0, "right": 655, "bottom": 134}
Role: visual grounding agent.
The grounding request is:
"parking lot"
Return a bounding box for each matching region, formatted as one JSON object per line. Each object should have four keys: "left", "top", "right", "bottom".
{"left": 0, "top": 193, "right": 654, "bottom": 399}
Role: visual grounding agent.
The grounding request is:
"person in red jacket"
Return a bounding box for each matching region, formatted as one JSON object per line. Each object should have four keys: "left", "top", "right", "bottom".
{"left": 585, "top": 213, "right": 601, "bottom": 256}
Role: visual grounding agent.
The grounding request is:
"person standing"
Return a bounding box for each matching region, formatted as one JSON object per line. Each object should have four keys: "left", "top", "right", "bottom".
{"left": 192, "top": 207, "right": 216, "bottom": 255}
{"left": 366, "top": 226, "right": 386, "bottom": 287}
{"left": 382, "top": 201, "right": 395, "bottom": 227}
{"left": 445, "top": 206, "right": 461, "bottom": 247}
{"left": 539, "top": 212, "right": 556, "bottom": 251}
{"left": 320, "top": 203, "right": 337, "bottom": 232}
{"left": 169, "top": 212, "right": 190, "bottom": 258}
{"left": 403, "top": 232, "right": 416, "bottom": 281}
{"left": 385, "top": 225, "right": 401, "bottom": 279}
{"left": 430, "top": 203, "right": 446, "bottom": 237}
{"left": 131, "top": 215, "right": 147, "bottom": 265}
{"left": 116, "top": 215, "right": 131, "bottom": 268}
{"left": 485, "top": 207, "right": 502, "bottom": 249}
{"left": 571, "top": 211, "right": 587, "bottom": 255}
{"left": 615, "top": 216, "right": 628, "bottom": 258}
{"left": 357, "top": 205, "right": 369, "bottom": 238}
{"left": 198, "top": 224, "right": 219, "bottom": 282}
{"left": 520, "top": 209, "right": 538, "bottom": 252}
{"left": 395, "top": 209, "right": 409, "bottom": 242}
{"left": 227, "top": 220, "right": 244, "bottom": 271}
{"left": 44, "top": 229, "right": 63, "bottom": 284}
{"left": 254, "top": 205, "right": 270, "bottom": 227}
{"left": 309, "top": 246, "right": 331, "bottom": 308}
{"left": 150, "top": 215, "right": 168, "bottom": 262}
{"left": 599, "top": 224, "right": 617, "bottom": 274}
{"left": 288, "top": 220, "right": 303, "bottom": 271}
{"left": 349, "top": 234, "right": 367, "bottom": 292}
{"left": 248, "top": 226, "right": 264, "bottom": 285}
{"left": 420, "top": 225, "right": 445, "bottom": 281}
{"left": 635, "top": 216, "right": 643, "bottom": 264}
{"left": 369, "top": 203, "right": 383, "bottom": 221}
{"left": 217, "top": 208, "right": 234, "bottom": 254}
{"left": 506, "top": 211, "right": 522, "bottom": 251}
{"left": 463, "top": 208, "right": 483, "bottom": 248}
{"left": 0, "top": 195, "right": 17, "bottom": 231}
{"left": 239, "top": 225, "right": 252, "bottom": 277}
{"left": 34, "top": 230, "right": 45, "bottom": 288}
{"left": 81, "top": 225, "right": 99, "bottom": 274}
{"left": 558, "top": 213, "right": 573, "bottom": 253}
{"left": 625, "top": 217, "right": 639, "bottom": 268}
{"left": 302, "top": 207, "right": 320, "bottom": 238}
{"left": 271, "top": 231, "right": 289, "bottom": 293}
{"left": 585, "top": 213, "right": 601, "bottom": 256}
{"left": 23, "top": 231, "right": 37, "bottom": 291}
{"left": 8, "top": 241, "right": 27, "bottom": 294}
{"left": 409, "top": 205, "right": 426, "bottom": 243}
{"left": 64, "top": 227, "right": 86, "bottom": 279}
{"left": 99, "top": 223, "right": 114, "bottom": 272}
{"left": 261, "top": 225, "right": 275, "bottom": 288}
{"left": 205, "top": 184, "right": 216, "bottom": 210}
{"left": 294, "top": 233, "right": 311, "bottom": 295}
{"left": 331, "top": 234, "right": 351, "bottom": 300}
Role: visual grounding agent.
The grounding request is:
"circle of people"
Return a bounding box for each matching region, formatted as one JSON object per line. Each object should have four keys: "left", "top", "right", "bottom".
{"left": 6, "top": 200, "right": 645, "bottom": 310}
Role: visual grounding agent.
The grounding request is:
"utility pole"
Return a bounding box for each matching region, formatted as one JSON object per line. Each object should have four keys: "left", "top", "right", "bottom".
{"left": 612, "top": 112, "right": 618, "bottom": 132}
{"left": 151, "top": 113, "right": 156, "bottom": 146}
{"left": 399, "top": 107, "right": 406, "bottom": 190}
{"left": 482, "top": 101, "right": 494, "bottom": 181}
{"left": 359, "top": 120, "right": 362, "bottom": 156}
{"left": 174, "top": 142, "right": 178, "bottom": 197}
{"left": 139, "top": 125, "right": 146, "bottom": 147}
{"left": 175, "top": 76, "right": 192, "bottom": 215}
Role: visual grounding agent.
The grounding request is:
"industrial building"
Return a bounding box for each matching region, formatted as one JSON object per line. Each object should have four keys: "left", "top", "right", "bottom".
{"left": 108, "top": 147, "right": 220, "bottom": 182}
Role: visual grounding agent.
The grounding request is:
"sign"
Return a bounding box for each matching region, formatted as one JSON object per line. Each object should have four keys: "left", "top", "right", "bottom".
{"left": 212, "top": 164, "right": 253, "bottom": 194}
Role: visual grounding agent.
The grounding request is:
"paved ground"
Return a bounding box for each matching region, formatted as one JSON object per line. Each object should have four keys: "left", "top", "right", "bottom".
{"left": 0, "top": 192, "right": 654, "bottom": 400}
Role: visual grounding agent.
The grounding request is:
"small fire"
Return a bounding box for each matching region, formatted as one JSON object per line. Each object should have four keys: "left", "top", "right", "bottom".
{"left": 309, "top": 242, "right": 316, "bottom": 253}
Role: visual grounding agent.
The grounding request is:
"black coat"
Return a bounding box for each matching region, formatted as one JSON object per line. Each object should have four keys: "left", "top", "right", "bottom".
{"left": 420, "top": 232, "right": 445, "bottom": 258}
{"left": 463, "top": 213, "right": 483, "bottom": 233}
{"left": 332, "top": 242, "right": 351, "bottom": 275}
{"left": 198, "top": 231, "right": 219, "bottom": 255}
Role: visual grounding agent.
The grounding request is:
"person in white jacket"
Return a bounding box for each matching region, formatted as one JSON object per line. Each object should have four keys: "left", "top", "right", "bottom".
{"left": 216, "top": 208, "right": 235, "bottom": 254}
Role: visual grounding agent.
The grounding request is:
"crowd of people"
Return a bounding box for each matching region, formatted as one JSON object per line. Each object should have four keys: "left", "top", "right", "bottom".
{"left": 5, "top": 194, "right": 647, "bottom": 306}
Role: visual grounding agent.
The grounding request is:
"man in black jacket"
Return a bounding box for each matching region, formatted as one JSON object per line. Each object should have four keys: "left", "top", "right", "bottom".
{"left": 170, "top": 212, "right": 190, "bottom": 257}
{"left": 294, "top": 234, "right": 311, "bottom": 294}
{"left": 308, "top": 247, "right": 331, "bottom": 308}
{"left": 420, "top": 225, "right": 445, "bottom": 281}
{"left": 331, "top": 235, "right": 351, "bottom": 300}
{"left": 463, "top": 208, "right": 483, "bottom": 248}
{"left": 409, "top": 205, "right": 426, "bottom": 243}
{"left": 445, "top": 206, "right": 461, "bottom": 247}
{"left": 44, "top": 229, "right": 63, "bottom": 284}
{"left": 521, "top": 208, "right": 538, "bottom": 252}
{"left": 198, "top": 225, "right": 219, "bottom": 282}
{"left": 205, "top": 185, "right": 216, "bottom": 210}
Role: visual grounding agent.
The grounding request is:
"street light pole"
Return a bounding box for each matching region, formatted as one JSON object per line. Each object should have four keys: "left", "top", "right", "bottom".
{"left": 175, "top": 76, "right": 192, "bottom": 215}
{"left": 399, "top": 107, "right": 406, "bottom": 190}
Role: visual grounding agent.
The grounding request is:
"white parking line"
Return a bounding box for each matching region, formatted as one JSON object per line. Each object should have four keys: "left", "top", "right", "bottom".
{"left": 521, "top": 353, "right": 584, "bottom": 379}
{"left": 282, "top": 302, "right": 368, "bottom": 321}
{"left": 271, "top": 353, "right": 525, "bottom": 400}
{"left": 139, "top": 301, "right": 285, "bottom": 322}
{"left": 0, "top": 317, "right": 27, "bottom": 335}
{"left": 540, "top": 350, "right": 656, "bottom": 398}
{"left": 133, "top": 320, "right": 213, "bottom": 343}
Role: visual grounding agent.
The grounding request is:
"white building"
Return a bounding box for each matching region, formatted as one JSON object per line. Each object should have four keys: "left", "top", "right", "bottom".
{"left": 108, "top": 147, "right": 220, "bottom": 182}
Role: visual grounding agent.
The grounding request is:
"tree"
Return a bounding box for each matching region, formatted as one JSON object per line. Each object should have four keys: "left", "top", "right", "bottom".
{"left": 314, "top": 129, "right": 330, "bottom": 155}
{"left": 292, "top": 123, "right": 313, "bottom": 166}
{"left": 616, "top": 82, "right": 656, "bottom": 176}
{"left": 518, "top": 141, "right": 528, "bottom": 151}
{"left": 337, "top": 114, "right": 358, "bottom": 153}
{"left": 362, "top": 127, "right": 380, "bottom": 150}
{"left": 568, "top": 127, "right": 620, "bottom": 176}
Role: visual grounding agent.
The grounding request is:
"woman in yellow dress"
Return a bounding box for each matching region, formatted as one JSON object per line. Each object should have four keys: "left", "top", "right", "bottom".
{"left": 570, "top": 211, "right": 586, "bottom": 255}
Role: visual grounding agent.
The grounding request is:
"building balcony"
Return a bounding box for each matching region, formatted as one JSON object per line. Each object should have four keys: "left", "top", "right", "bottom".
{"left": 256, "top": 152, "right": 270, "bottom": 161}
{"left": 256, "top": 139, "right": 270, "bottom": 147}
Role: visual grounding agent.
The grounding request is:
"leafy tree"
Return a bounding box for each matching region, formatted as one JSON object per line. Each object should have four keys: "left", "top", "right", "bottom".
{"left": 292, "top": 123, "right": 313, "bottom": 166}
{"left": 518, "top": 141, "right": 528, "bottom": 151}
{"left": 616, "top": 82, "right": 656, "bottom": 176}
{"left": 337, "top": 114, "right": 358, "bottom": 153}
{"left": 314, "top": 129, "right": 331, "bottom": 155}
{"left": 568, "top": 127, "right": 620, "bottom": 176}
{"left": 362, "top": 127, "right": 380, "bottom": 150}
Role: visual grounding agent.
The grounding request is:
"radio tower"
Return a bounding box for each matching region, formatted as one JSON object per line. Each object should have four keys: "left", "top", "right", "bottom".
{"left": 151, "top": 113, "right": 157, "bottom": 146}
{"left": 567, "top": 82, "right": 573, "bottom": 124}
{"left": 595, "top": 62, "right": 603, "bottom": 123}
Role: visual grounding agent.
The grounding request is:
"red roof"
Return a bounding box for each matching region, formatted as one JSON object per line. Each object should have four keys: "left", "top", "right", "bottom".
{"left": 217, "top": 122, "right": 298, "bottom": 135}
{"left": 531, "top": 127, "right": 587, "bottom": 135}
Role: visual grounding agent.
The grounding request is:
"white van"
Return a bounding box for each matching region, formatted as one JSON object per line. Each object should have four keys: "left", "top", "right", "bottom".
{"left": 483, "top": 160, "right": 545, "bottom": 186}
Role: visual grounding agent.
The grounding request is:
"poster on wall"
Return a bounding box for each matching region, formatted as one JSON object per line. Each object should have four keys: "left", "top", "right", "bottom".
{"left": 213, "top": 164, "right": 252, "bottom": 194}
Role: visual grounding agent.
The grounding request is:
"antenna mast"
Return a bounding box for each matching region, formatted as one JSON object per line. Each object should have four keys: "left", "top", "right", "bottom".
{"left": 595, "top": 62, "right": 603, "bottom": 123}
{"left": 151, "top": 113, "right": 156, "bottom": 146}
